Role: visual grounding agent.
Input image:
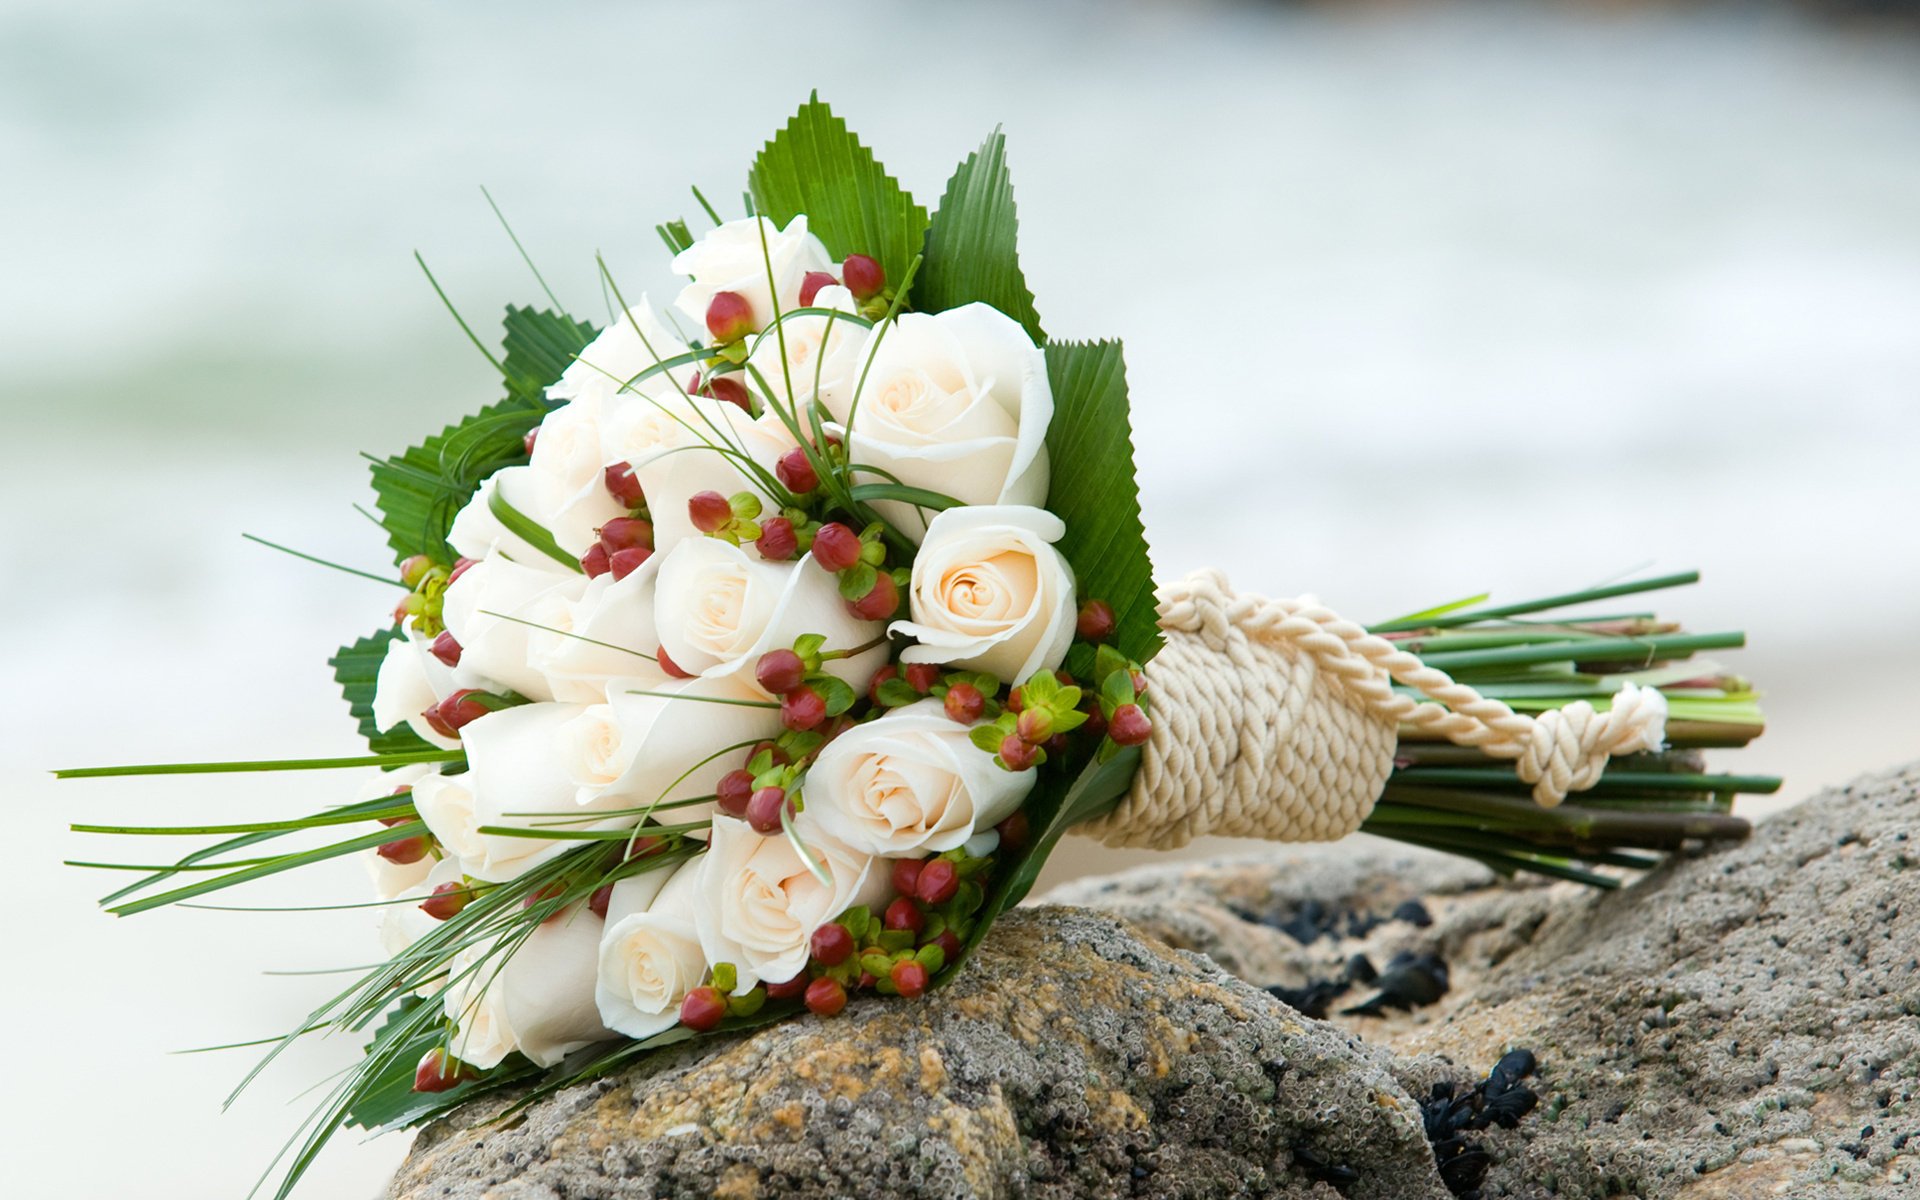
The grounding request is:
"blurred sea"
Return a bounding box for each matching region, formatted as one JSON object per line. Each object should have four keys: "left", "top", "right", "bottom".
{"left": 3, "top": 1, "right": 1918, "bottom": 1195}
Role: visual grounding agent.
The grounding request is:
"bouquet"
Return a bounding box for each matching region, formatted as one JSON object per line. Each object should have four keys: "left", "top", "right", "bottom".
{"left": 61, "top": 97, "right": 1774, "bottom": 1197}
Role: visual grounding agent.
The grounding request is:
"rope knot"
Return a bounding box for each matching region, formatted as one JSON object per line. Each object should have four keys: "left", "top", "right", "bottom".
{"left": 1514, "top": 683, "right": 1668, "bottom": 807}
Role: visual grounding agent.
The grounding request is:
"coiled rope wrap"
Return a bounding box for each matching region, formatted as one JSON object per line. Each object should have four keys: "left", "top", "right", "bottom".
{"left": 1077, "top": 569, "right": 1670, "bottom": 849}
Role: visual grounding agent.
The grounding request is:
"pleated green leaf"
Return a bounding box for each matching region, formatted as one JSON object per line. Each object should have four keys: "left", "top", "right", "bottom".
{"left": 917, "top": 128, "right": 1043, "bottom": 342}
{"left": 329, "top": 629, "right": 435, "bottom": 756}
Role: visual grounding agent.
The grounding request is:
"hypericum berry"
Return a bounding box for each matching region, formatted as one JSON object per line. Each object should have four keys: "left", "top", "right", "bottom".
{"left": 704, "top": 291, "right": 754, "bottom": 343}
{"left": 419, "top": 882, "right": 472, "bottom": 921}
{"left": 1015, "top": 707, "right": 1054, "bottom": 744}
{"left": 521, "top": 882, "right": 566, "bottom": 916}
{"left": 688, "top": 490, "right": 733, "bottom": 533}
{"left": 434, "top": 689, "right": 492, "bottom": 733}
{"left": 765, "top": 973, "right": 809, "bottom": 1001}
{"left": 890, "top": 857, "right": 924, "bottom": 897}
{"left": 1076, "top": 599, "right": 1116, "bottom": 642}
{"left": 751, "top": 739, "right": 793, "bottom": 768}
{"left": 716, "top": 768, "right": 755, "bottom": 817}
{"left": 599, "top": 515, "right": 652, "bottom": 551}
{"left": 376, "top": 834, "right": 430, "bottom": 866}
{"left": 1045, "top": 734, "right": 1069, "bottom": 758}
{"left": 804, "top": 976, "right": 848, "bottom": 1017}
{"left": 798, "top": 270, "right": 838, "bottom": 307}
{"left": 746, "top": 786, "right": 791, "bottom": 834}
{"left": 809, "top": 921, "right": 855, "bottom": 966}
{"left": 914, "top": 858, "right": 959, "bottom": 906}
{"left": 848, "top": 572, "right": 898, "bottom": 621}
{"left": 588, "top": 883, "right": 614, "bottom": 919}
{"left": 399, "top": 555, "right": 434, "bottom": 587}
{"left": 943, "top": 682, "right": 985, "bottom": 724}
{"left": 867, "top": 663, "right": 899, "bottom": 706}
{"left": 929, "top": 929, "right": 963, "bottom": 964}
{"left": 1108, "top": 703, "right": 1152, "bottom": 747}
{"left": 884, "top": 896, "right": 926, "bottom": 937}
{"left": 842, "top": 254, "right": 885, "bottom": 301}
{"left": 810, "top": 522, "right": 861, "bottom": 572}
{"left": 429, "top": 631, "right": 462, "bottom": 668}
{"left": 703, "top": 375, "right": 751, "bottom": 411}
{"left": 781, "top": 685, "right": 827, "bottom": 732}
{"left": 655, "top": 645, "right": 692, "bottom": 679}
{"left": 996, "top": 811, "right": 1029, "bottom": 853}
{"left": 448, "top": 556, "right": 479, "bottom": 585}
{"left": 412, "top": 1048, "right": 473, "bottom": 1094}
{"left": 610, "top": 546, "right": 651, "bottom": 581}
{"left": 998, "top": 734, "right": 1039, "bottom": 771}
{"left": 755, "top": 516, "right": 798, "bottom": 561}
{"left": 679, "top": 985, "right": 728, "bottom": 1031}
{"left": 904, "top": 662, "right": 940, "bottom": 693}
{"left": 755, "top": 648, "right": 807, "bottom": 695}
{"left": 625, "top": 833, "right": 666, "bottom": 861}
{"left": 890, "top": 959, "right": 929, "bottom": 999}
{"left": 604, "top": 461, "right": 644, "bottom": 508}
{"left": 775, "top": 446, "right": 820, "bottom": 494}
{"left": 580, "top": 542, "right": 613, "bottom": 578}
{"left": 522, "top": 427, "right": 539, "bottom": 457}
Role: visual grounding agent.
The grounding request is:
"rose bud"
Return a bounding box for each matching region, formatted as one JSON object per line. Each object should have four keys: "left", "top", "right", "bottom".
{"left": 765, "top": 973, "right": 810, "bottom": 1001}
{"left": 1076, "top": 599, "right": 1116, "bottom": 642}
{"left": 522, "top": 427, "right": 539, "bottom": 457}
{"left": 604, "top": 461, "right": 645, "bottom": 509}
{"left": 434, "top": 689, "right": 493, "bottom": 734}
{"left": 781, "top": 685, "right": 827, "bottom": 732}
{"left": 842, "top": 254, "right": 885, "bottom": 301}
{"left": 930, "top": 930, "right": 962, "bottom": 964}
{"left": 914, "top": 858, "right": 959, "bottom": 906}
{"left": 429, "top": 631, "right": 462, "bottom": 668}
{"left": 804, "top": 976, "right": 848, "bottom": 1017}
{"left": 716, "top": 768, "right": 755, "bottom": 817}
{"left": 776, "top": 447, "right": 819, "bottom": 494}
{"left": 810, "top": 522, "right": 861, "bottom": 572}
{"left": 599, "top": 515, "right": 653, "bottom": 551}
{"left": 867, "top": 663, "right": 899, "bottom": 706}
{"left": 1015, "top": 707, "right": 1054, "bottom": 744}
{"left": 399, "top": 555, "right": 434, "bottom": 587}
{"left": 580, "top": 542, "right": 613, "bottom": 578}
{"left": 884, "top": 896, "right": 926, "bottom": 937}
{"left": 655, "top": 645, "right": 692, "bottom": 678}
{"left": 848, "top": 572, "right": 898, "bottom": 621}
{"left": 704, "top": 375, "right": 751, "bottom": 411}
{"left": 943, "top": 682, "right": 985, "bottom": 724}
{"left": 679, "top": 985, "right": 728, "bottom": 1031}
{"left": 904, "top": 662, "right": 940, "bottom": 693}
{"left": 809, "top": 921, "right": 855, "bottom": 966}
{"left": 997, "top": 734, "right": 1039, "bottom": 771}
{"left": 412, "top": 1048, "right": 473, "bottom": 1094}
{"left": 610, "top": 546, "right": 651, "bottom": 581}
{"left": 419, "top": 881, "right": 473, "bottom": 921}
{"left": 995, "top": 811, "right": 1029, "bottom": 853}
{"left": 587, "top": 883, "right": 615, "bottom": 920}
{"left": 755, "top": 516, "right": 799, "bottom": 561}
{"left": 890, "top": 959, "right": 929, "bottom": 999}
{"left": 447, "top": 556, "right": 478, "bottom": 585}
{"left": 376, "top": 834, "right": 430, "bottom": 866}
{"left": 890, "top": 857, "right": 924, "bottom": 897}
{"left": 1108, "top": 703, "right": 1152, "bottom": 747}
{"left": 704, "top": 291, "right": 754, "bottom": 343}
{"left": 746, "top": 786, "right": 792, "bottom": 834}
{"left": 798, "top": 270, "right": 837, "bottom": 307}
{"left": 688, "top": 490, "right": 733, "bottom": 534}
{"left": 755, "top": 648, "right": 807, "bottom": 696}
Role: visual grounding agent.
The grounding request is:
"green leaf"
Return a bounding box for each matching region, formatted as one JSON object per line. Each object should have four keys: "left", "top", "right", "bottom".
{"left": 487, "top": 483, "right": 584, "bottom": 572}
{"left": 1043, "top": 341, "right": 1160, "bottom": 665}
{"left": 813, "top": 674, "right": 856, "bottom": 718}
{"left": 329, "top": 629, "right": 436, "bottom": 756}
{"left": 846, "top": 482, "right": 962, "bottom": 511}
{"left": 968, "top": 725, "right": 1005, "bottom": 756}
{"left": 657, "top": 218, "right": 694, "bottom": 256}
{"left": 837, "top": 561, "right": 878, "bottom": 602}
{"left": 747, "top": 95, "right": 928, "bottom": 291}
{"left": 917, "top": 128, "right": 1043, "bottom": 342}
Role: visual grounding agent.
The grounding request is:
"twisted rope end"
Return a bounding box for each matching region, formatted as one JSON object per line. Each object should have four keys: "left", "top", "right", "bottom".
{"left": 1515, "top": 682, "right": 1667, "bottom": 807}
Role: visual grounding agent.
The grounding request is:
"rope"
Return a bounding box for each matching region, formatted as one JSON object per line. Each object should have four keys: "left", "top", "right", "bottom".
{"left": 1077, "top": 569, "right": 1668, "bottom": 849}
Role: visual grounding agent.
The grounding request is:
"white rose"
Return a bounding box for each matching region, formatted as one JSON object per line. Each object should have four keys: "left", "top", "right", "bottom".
{"left": 594, "top": 859, "right": 708, "bottom": 1039}
{"left": 671, "top": 215, "right": 833, "bottom": 333}
{"left": 552, "top": 673, "right": 785, "bottom": 818}
{"left": 694, "top": 814, "right": 886, "bottom": 990}
{"left": 357, "top": 763, "right": 442, "bottom": 898}
{"left": 827, "top": 304, "right": 1051, "bottom": 540}
{"left": 535, "top": 562, "right": 669, "bottom": 704}
{"left": 444, "top": 912, "right": 610, "bottom": 1069}
{"left": 652, "top": 536, "right": 886, "bottom": 697}
{"left": 441, "top": 551, "right": 589, "bottom": 702}
{"left": 521, "top": 398, "right": 628, "bottom": 558}
{"left": 889, "top": 505, "right": 1077, "bottom": 686}
{"left": 446, "top": 468, "right": 591, "bottom": 572}
{"left": 745, "top": 284, "right": 865, "bottom": 414}
{"left": 548, "top": 302, "right": 697, "bottom": 411}
{"left": 378, "top": 857, "right": 465, "bottom": 998}
{"left": 638, "top": 406, "right": 795, "bottom": 558}
{"left": 371, "top": 632, "right": 460, "bottom": 749}
{"left": 804, "top": 699, "right": 1035, "bottom": 858}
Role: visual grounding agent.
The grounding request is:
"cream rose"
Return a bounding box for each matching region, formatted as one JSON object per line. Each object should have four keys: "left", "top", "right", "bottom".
{"left": 637, "top": 405, "right": 795, "bottom": 557}
{"left": 745, "top": 283, "right": 865, "bottom": 414}
{"left": 694, "top": 814, "right": 885, "bottom": 990}
{"left": 594, "top": 860, "right": 708, "bottom": 1039}
{"left": 371, "top": 632, "right": 460, "bottom": 749}
{"left": 804, "top": 699, "right": 1035, "bottom": 858}
{"left": 441, "top": 551, "right": 589, "bottom": 702}
{"left": 535, "top": 562, "right": 669, "bottom": 704}
{"left": 520, "top": 399, "right": 628, "bottom": 558}
{"left": 652, "top": 536, "right": 886, "bottom": 697}
{"left": 827, "top": 304, "right": 1051, "bottom": 540}
{"left": 671, "top": 215, "right": 833, "bottom": 333}
{"left": 889, "top": 505, "right": 1076, "bottom": 686}
{"left": 446, "top": 468, "right": 591, "bottom": 572}
{"left": 444, "top": 912, "right": 610, "bottom": 1069}
{"left": 548, "top": 302, "right": 697, "bottom": 411}
{"left": 357, "top": 763, "right": 442, "bottom": 898}
{"left": 377, "top": 857, "right": 465, "bottom": 998}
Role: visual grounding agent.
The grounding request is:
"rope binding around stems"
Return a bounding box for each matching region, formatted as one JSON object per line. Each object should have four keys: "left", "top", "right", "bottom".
{"left": 1078, "top": 569, "right": 1669, "bottom": 850}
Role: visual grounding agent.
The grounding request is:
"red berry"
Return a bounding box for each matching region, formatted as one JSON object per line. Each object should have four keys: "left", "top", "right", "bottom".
{"left": 746, "top": 786, "right": 791, "bottom": 834}
{"left": 688, "top": 490, "right": 732, "bottom": 533}
{"left": 521, "top": 882, "right": 566, "bottom": 917}
{"left": 421, "top": 706, "right": 458, "bottom": 739}
{"left": 434, "top": 689, "right": 492, "bottom": 733}
{"left": 610, "top": 546, "right": 651, "bottom": 580}
{"left": 448, "top": 556, "right": 478, "bottom": 585}
{"left": 914, "top": 859, "right": 959, "bottom": 906}
{"left": 890, "top": 857, "right": 924, "bottom": 897}
{"left": 856, "top": 971, "right": 877, "bottom": 989}
{"left": 1108, "top": 703, "right": 1151, "bottom": 747}
{"left": 848, "top": 572, "right": 898, "bottom": 621}
{"left": 704, "top": 291, "right": 754, "bottom": 342}
{"left": 884, "top": 896, "right": 926, "bottom": 937}
{"left": 429, "top": 631, "right": 462, "bottom": 668}
{"left": 867, "top": 663, "right": 899, "bottom": 706}
{"left": 765, "top": 973, "right": 809, "bottom": 1001}
{"left": 842, "top": 254, "right": 885, "bottom": 301}
{"left": 809, "top": 922, "right": 854, "bottom": 966}
{"left": 1076, "top": 599, "right": 1116, "bottom": 642}
{"left": 1045, "top": 734, "right": 1069, "bottom": 758}
{"left": 804, "top": 976, "right": 847, "bottom": 1017}
{"left": 1006, "top": 687, "right": 1025, "bottom": 713}
{"left": 587, "top": 884, "right": 614, "bottom": 919}
{"left": 419, "top": 882, "right": 472, "bottom": 921}
{"left": 703, "top": 375, "right": 751, "bottom": 411}
{"left": 599, "top": 515, "right": 653, "bottom": 551}
{"left": 625, "top": 833, "right": 666, "bottom": 861}
{"left": 943, "top": 682, "right": 985, "bottom": 724}
{"left": 755, "top": 649, "right": 807, "bottom": 695}
{"left": 998, "top": 735, "right": 1039, "bottom": 771}
{"left": 781, "top": 686, "right": 827, "bottom": 732}
{"left": 580, "top": 543, "right": 612, "bottom": 578}
{"left": 810, "top": 522, "right": 861, "bottom": 572}
{"left": 656, "top": 645, "right": 692, "bottom": 678}
{"left": 775, "top": 446, "right": 819, "bottom": 493}
{"left": 1080, "top": 704, "right": 1108, "bottom": 739}
{"left": 604, "top": 461, "right": 645, "bottom": 508}
{"left": 1130, "top": 670, "right": 1149, "bottom": 697}
{"left": 412, "top": 1048, "right": 471, "bottom": 1093}
{"left": 716, "top": 768, "right": 755, "bottom": 817}
{"left": 376, "top": 835, "right": 430, "bottom": 866}
{"left": 679, "top": 985, "right": 728, "bottom": 1031}
{"left": 1016, "top": 707, "right": 1054, "bottom": 744}
{"left": 755, "top": 516, "right": 798, "bottom": 561}
{"left": 798, "top": 270, "right": 837, "bottom": 307}
{"left": 904, "top": 662, "right": 940, "bottom": 693}
{"left": 522, "top": 427, "right": 539, "bottom": 457}
{"left": 930, "top": 930, "right": 962, "bottom": 963}
{"left": 995, "top": 811, "right": 1029, "bottom": 853}
{"left": 890, "top": 959, "right": 929, "bottom": 999}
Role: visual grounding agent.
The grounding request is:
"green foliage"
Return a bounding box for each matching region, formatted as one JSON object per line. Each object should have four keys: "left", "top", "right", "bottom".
{"left": 329, "top": 629, "right": 436, "bottom": 756}
{"left": 917, "top": 129, "right": 1044, "bottom": 342}
{"left": 747, "top": 94, "right": 928, "bottom": 292}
